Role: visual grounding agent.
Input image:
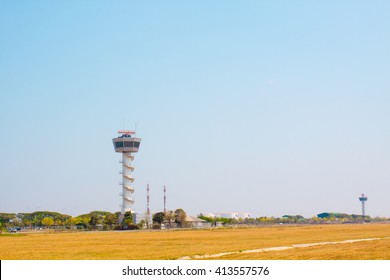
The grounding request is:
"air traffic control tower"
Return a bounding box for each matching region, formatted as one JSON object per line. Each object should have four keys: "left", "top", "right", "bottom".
{"left": 113, "top": 130, "right": 141, "bottom": 223}
{"left": 359, "top": 193, "right": 368, "bottom": 217}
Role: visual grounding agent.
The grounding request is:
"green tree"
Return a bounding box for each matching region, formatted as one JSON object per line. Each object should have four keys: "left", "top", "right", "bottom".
{"left": 0, "top": 221, "right": 6, "bottom": 234}
{"left": 123, "top": 211, "right": 133, "bottom": 224}
{"left": 119, "top": 211, "right": 135, "bottom": 229}
{"left": 81, "top": 217, "right": 91, "bottom": 228}
{"left": 23, "top": 218, "right": 32, "bottom": 228}
{"left": 137, "top": 220, "right": 145, "bottom": 229}
{"left": 152, "top": 212, "right": 165, "bottom": 224}
{"left": 66, "top": 217, "right": 82, "bottom": 229}
{"left": 54, "top": 219, "right": 63, "bottom": 227}
{"left": 89, "top": 214, "right": 100, "bottom": 229}
{"left": 41, "top": 217, "right": 54, "bottom": 227}
{"left": 174, "top": 209, "right": 187, "bottom": 227}
{"left": 10, "top": 217, "right": 22, "bottom": 227}
{"left": 164, "top": 211, "right": 175, "bottom": 229}
{"left": 104, "top": 213, "right": 117, "bottom": 229}
{"left": 197, "top": 215, "right": 215, "bottom": 223}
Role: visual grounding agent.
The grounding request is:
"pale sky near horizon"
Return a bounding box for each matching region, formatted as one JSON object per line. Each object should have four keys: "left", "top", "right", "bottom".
{"left": 1, "top": 1, "right": 389, "bottom": 218}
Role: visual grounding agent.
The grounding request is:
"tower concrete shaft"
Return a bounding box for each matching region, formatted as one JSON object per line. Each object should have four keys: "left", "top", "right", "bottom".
{"left": 121, "top": 153, "right": 135, "bottom": 216}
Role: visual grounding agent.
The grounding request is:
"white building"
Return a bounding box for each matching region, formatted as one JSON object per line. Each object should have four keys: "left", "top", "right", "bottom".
{"left": 201, "top": 212, "right": 250, "bottom": 219}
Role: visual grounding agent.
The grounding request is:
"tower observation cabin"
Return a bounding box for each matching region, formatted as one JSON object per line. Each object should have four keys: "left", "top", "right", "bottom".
{"left": 113, "top": 130, "right": 141, "bottom": 153}
{"left": 359, "top": 194, "right": 368, "bottom": 216}
{"left": 112, "top": 130, "right": 141, "bottom": 223}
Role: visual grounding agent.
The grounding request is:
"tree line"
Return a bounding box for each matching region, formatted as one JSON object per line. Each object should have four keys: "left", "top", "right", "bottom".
{"left": 1, "top": 210, "right": 389, "bottom": 233}
{"left": 0, "top": 209, "right": 188, "bottom": 232}
{"left": 197, "top": 214, "right": 390, "bottom": 225}
{"left": 151, "top": 208, "right": 187, "bottom": 229}
{"left": 0, "top": 211, "right": 117, "bottom": 231}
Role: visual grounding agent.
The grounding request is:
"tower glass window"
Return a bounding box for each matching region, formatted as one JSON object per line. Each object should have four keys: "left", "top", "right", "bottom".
{"left": 115, "top": 142, "right": 124, "bottom": 148}
{"left": 124, "top": 141, "right": 133, "bottom": 147}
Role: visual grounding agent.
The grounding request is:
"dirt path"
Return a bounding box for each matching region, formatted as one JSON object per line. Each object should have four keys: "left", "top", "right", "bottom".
{"left": 177, "top": 237, "right": 390, "bottom": 260}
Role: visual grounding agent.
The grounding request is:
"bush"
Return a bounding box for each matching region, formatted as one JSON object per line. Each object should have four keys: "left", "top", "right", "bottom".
{"left": 152, "top": 224, "right": 161, "bottom": 229}
{"left": 120, "top": 224, "right": 139, "bottom": 230}
{"left": 127, "top": 224, "right": 139, "bottom": 230}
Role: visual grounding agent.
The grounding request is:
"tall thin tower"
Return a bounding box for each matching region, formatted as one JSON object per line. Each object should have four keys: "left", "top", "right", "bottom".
{"left": 359, "top": 194, "right": 368, "bottom": 216}
{"left": 113, "top": 130, "right": 141, "bottom": 223}
{"left": 146, "top": 184, "right": 150, "bottom": 228}
{"left": 147, "top": 184, "right": 150, "bottom": 216}
{"left": 164, "top": 185, "right": 167, "bottom": 213}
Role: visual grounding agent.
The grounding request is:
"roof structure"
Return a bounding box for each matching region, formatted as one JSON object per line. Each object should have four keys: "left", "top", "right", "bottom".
{"left": 185, "top": 216, "right": 207, "bottom": 223}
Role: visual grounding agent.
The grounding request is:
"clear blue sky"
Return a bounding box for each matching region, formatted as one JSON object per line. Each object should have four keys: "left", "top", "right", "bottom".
{"left": 1, "top": 1, "right": 389, "bottom": 218}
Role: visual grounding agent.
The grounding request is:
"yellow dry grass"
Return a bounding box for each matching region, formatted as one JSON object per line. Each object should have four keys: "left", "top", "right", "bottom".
{"left": 210, "top": 239, "right": 390, "bottom": 260}
{"left": 0, "top": 224, "right": 389, "bottom": 260}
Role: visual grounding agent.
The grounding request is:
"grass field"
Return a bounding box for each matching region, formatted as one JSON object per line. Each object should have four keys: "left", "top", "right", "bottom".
{"left": 209, "top": 238, "right": 390, "bottom": 260}
{"left": 1, "top": 224, "right": 390, "bottom": 260}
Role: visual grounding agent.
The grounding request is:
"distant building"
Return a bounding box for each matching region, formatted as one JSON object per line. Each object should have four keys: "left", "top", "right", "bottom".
{"left": 201, "top": 212, "right": 216, "bottom": 218}
{"left": 185, "top": 216, "right": 210, "bottom": 228}
{"left": 201, "top": 212, "right": 250, "bottom": 219}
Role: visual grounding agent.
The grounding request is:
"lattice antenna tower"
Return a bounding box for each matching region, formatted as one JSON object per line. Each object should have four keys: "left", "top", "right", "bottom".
{"left": 164, "top": 185, "right": 167, "bottom": 213}
{"left": 147, "top": 184, "right": 150, "bottom": 216}
{"left": 145, "top": 184, "right": 150, "bottom": 228}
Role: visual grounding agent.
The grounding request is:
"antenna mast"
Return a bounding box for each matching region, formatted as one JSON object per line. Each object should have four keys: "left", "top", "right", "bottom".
{"left": 164, "top": 185, "right": 167, "bottom": 213}
{"left": 145, "top": 184, "right": 150, "bottom": 229}
{"left": 147, "top": 184, "right": 150, "bottom": 216}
